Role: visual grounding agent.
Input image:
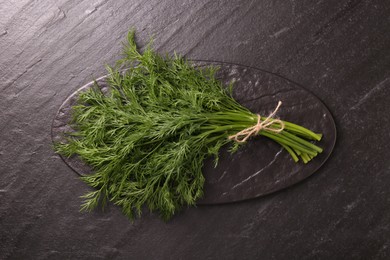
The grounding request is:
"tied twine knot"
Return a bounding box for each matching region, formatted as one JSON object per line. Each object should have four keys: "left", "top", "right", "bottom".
{"left": 228, "top": 101, "right": 285, "bottom": 143}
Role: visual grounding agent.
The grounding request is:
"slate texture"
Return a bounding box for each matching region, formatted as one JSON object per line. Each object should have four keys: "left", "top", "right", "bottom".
{"left": 51, "top": 62, "right": 336, "bottom": 204}
{"left": 1, "top": 0, "right": 389, "bottom": 259}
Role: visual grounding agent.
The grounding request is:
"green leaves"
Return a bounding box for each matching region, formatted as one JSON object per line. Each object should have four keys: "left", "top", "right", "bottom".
{"left": 56, "top": 31, "right": 322, "bottom": 220}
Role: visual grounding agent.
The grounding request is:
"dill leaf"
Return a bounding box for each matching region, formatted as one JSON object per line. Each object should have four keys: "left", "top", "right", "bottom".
{"left": 56, "top": 30, "right": 323, "bottom": 220}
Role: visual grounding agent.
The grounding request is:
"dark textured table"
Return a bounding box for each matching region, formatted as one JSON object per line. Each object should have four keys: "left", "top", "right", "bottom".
{"left": 1, "top": 1, "right": 389, "bottom": 259}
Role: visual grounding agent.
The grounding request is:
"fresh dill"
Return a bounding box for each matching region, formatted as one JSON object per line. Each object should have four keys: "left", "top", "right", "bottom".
{"left": 55, "top": 31, "right": 323, "bottom": 220}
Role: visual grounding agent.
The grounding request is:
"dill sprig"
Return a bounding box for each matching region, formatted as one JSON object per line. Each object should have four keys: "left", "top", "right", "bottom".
{"left": 55, "top": 31, "right": 322, "bottom": 220}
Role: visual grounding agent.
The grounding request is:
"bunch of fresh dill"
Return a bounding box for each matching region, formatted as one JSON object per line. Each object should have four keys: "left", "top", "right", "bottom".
{"left": 56, "top": 31, "right": 322, "bottom": 220}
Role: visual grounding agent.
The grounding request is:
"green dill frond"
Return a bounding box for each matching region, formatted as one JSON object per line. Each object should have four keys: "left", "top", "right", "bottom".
{"left": 55, "top": 31, "right": 323, "bottom": 221}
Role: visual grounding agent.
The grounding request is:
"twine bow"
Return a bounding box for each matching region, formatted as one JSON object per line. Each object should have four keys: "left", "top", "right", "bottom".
{"left": 228, "top": 101, "right": 285, "bottom": 143}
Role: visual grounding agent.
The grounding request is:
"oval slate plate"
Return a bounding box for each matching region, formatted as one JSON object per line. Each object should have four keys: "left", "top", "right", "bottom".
{"left": 51, "top": 61, "right": 336, "bottom": 205}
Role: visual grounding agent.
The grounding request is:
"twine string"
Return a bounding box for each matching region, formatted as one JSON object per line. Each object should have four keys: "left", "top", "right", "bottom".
{"left": 228, "top": 101, "right": 285, "bottom": 143}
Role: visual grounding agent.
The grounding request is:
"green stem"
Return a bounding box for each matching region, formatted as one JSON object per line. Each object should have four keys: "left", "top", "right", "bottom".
{"left": 280, "top": 131, "right": 323, "bottom": 153}
{"left": 279, "top": 142, "right": 299, "bottom": 162}
{"left": 260, "top": 131, "right": 318, "bottom": 156}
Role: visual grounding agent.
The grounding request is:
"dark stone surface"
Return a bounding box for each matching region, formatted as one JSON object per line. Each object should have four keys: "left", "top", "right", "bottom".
{"left": 52, "top": 62, "right": 336, "bottom": 204}
{"left": 1, "top": 0, "right": 389, "bottom": 259}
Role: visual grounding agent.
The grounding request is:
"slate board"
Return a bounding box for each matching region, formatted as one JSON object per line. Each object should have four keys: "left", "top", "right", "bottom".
{"left": 51, "top": 61, "right": 336, "bottom": 204}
